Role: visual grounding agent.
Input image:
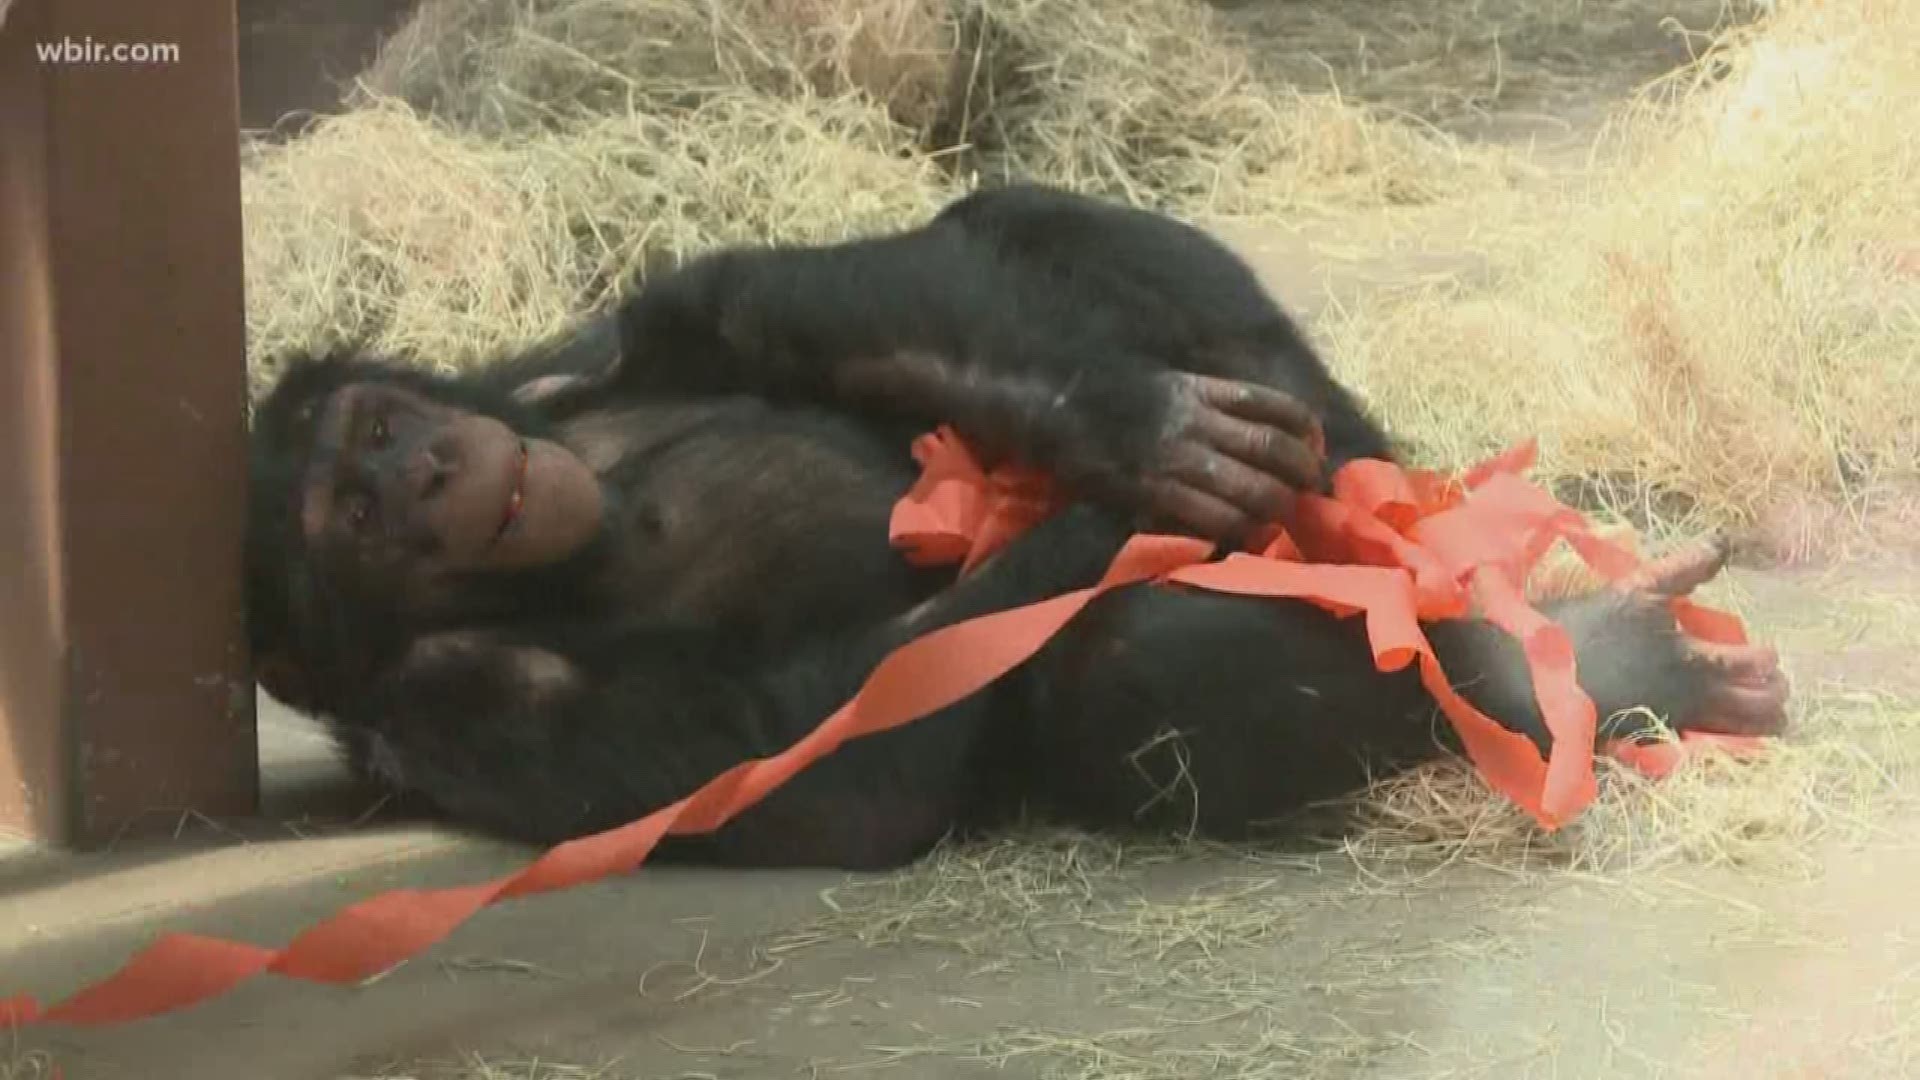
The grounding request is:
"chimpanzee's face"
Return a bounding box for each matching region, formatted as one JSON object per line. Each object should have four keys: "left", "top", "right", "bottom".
{"left": 289, "top": 381, "right": 606, "bottom": 581}
{"left": 247, "top": 374, "right": 608, "bottom": 711}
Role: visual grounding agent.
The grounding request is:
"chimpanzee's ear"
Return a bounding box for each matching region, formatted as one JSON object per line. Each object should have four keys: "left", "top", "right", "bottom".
{"left": 503, "top": 313, "right": 626, "bottom": 416}
{"left": 506, "top": 359, "right": 621, "bottom": 420}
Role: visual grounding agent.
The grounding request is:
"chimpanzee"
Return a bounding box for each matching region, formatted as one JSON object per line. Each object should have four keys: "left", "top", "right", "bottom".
{"left": 246, "top": 183, "right": 1790, "bottom": 869}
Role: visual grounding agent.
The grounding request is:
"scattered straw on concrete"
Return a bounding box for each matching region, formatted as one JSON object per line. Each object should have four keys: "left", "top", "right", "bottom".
{"left": 1340, "top": 709, "right": 1913, "bottom": 886}
{"left": 0, "top": 1048, "right": 57, "bottom": 1080}
{"left": 843, "top": 1022, "right": 1400, "bottom": 1079}
{"left": 769, "top": 832, "right": 1315, "bottom": 963}
{"left": 349, "top": 1057, "right": 625, "bottom": 1080}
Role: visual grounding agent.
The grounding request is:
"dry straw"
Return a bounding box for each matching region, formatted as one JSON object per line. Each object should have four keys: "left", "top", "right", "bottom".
{"left": 239, "top": 0, "right": 1525, "bottom": 385}
{"left": 346, "top": 1059, "right": 622, "bottom": 1080}
{"left": 241, "top": 89, "right": 950, "bottom": 389}
{"left": 1318, "top": 0, "right": 1920, "bottom": 548}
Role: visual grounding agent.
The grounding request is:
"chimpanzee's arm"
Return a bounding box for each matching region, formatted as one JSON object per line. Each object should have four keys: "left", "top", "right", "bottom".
{"left": 535, "top": 225, "right": 1327, "bottom": 542}
{"left": 343, "top": 506, "right": 1130, "bottom": 869}
{"left": 612, "top": 227, "right": 1134, "bottom": 433}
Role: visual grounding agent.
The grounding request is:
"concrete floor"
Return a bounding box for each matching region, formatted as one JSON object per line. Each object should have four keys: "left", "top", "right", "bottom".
{"left": 1, "top": 692, "right": 863, "bottom": 1078}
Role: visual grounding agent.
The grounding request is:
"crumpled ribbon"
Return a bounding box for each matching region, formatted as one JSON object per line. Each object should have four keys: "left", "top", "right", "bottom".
{"left": 1, "top": 431, "right": 1770, "bottom": 1031}
{"left": 890, "top": 426, "right": 1772, "bottom": 803}
{"left": 889, "top": 425, "right": 1063, "bottom": 576}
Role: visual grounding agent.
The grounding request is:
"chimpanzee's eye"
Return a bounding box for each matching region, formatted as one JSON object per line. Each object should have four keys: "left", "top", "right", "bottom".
{"left": 342, "top": 492, "right": 375, "bottom": 531}
{"left": 369, "top": 416, "right": 390, "bottom": 448}
{"left": 289, "top": 399, "right": 320, "bottom": 440}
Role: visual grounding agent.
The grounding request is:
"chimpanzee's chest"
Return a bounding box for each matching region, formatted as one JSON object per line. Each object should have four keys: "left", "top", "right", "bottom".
{"left": 556, "top": 399, "right": 940, "bottom": 640}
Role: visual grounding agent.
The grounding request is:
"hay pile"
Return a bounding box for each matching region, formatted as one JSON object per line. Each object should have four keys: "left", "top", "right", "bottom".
{"left": 1317, "top": 0, "right": 1920, "bottom": 548}
{"left": 239, "top": 0, "right": 1521, "bottom": 386}
{"left": 352, "top": 0, "right": 1513, "bottom": 207}
{"left": 241, "top": 92, "right": 948, "bottom": 384}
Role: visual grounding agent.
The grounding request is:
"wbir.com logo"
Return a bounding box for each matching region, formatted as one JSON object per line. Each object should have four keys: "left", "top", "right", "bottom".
{"left": 34, "top": 35, "right": 182, "bottom": 65}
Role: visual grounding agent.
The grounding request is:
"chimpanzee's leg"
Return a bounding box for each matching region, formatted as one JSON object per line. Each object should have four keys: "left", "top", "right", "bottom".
{"left": 1007, "top": 540, "right": 1789, "bottom": 837}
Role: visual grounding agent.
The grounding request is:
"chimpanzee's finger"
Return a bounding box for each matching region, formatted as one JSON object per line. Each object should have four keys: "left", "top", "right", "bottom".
{"left": 1618, "top": 533, "right": 1733, "bottom": 597}
{"left": 1165, "top": 445, "right": 1297, "bottom": 527}
{"left": 1690, "top": 640, "right": 1782, "bottom": 687}
{"left": 1141, "top": 477, "right": 1258, "bottom": 542}
{"left": 1190, "top": 410, "right": 1325, "bottom": 492}
{"left": 1697, "top": 669, "right": 1791, "bottom": 736}
{"left": 1189, "top": 375, "right": 1319, "bottom": 436}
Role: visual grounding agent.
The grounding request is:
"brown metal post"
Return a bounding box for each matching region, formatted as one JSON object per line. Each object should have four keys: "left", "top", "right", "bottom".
{"left": 0, "top": 0, "right": 257, "bottom": 846}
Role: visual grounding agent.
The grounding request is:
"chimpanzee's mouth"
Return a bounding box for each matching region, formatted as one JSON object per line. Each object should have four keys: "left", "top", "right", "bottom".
{"left": 492, "top": 439, "right": 529, "bottom": 545}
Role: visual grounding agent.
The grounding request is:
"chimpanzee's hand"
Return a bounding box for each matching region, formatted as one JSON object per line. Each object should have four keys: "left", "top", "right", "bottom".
{"left": 1045, "top": 370, "right": 1327, "bottom": 544}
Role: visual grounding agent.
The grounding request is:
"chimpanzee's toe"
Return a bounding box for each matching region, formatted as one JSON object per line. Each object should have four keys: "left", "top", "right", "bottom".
{"left": 1618, "top": 531, "right": 1733, "bottom": 598}
{"left": 1685, "top": 639, "right": 1791, "bottom": 736}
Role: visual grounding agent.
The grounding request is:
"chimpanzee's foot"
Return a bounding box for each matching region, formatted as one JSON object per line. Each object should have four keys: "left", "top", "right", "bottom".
{"left": 1585, "top": 533, "right": 1791, "bottom": 739}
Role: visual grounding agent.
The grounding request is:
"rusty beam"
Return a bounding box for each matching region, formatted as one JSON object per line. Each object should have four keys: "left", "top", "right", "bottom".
{"left": 0, "top": 0, "right": 256, "bottom": 847}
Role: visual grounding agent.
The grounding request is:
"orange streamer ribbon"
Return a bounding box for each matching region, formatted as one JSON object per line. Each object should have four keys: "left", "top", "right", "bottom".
{"left": 0, "top": 432, "right": 1769, "bottom": 1031}
{"left": 893, "top": 428, "right": 1769, "bottom": 806}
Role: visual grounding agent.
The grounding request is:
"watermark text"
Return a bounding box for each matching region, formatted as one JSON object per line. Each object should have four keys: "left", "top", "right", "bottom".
{"left": 35, "top": 36, "right": 180, "bottom": 66}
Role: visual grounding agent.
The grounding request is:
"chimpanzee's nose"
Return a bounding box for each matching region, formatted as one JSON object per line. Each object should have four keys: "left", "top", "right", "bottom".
{"left": 412, "top": 445, "right": 454, "bottom": 503}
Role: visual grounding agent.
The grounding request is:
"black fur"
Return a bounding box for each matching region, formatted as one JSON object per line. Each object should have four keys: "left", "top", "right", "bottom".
{"left": 248, "top": 184, "right": 1710, "bottom": 869}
